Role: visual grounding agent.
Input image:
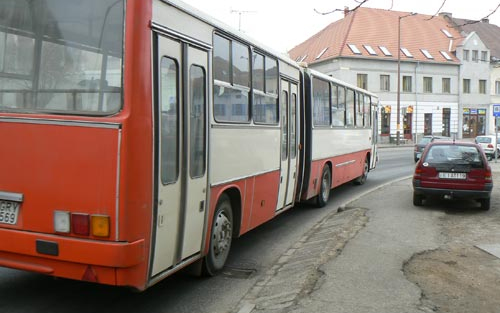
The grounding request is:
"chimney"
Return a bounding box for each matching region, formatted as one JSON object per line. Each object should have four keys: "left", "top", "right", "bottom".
{"left": 482, "top": 18, "right": 489, "bottom": 23}
{"left": 344, "top": 6, "right": 350, "bottom": 17}
{"left": 439, "top": 12, "right": 452, "bottom": 18}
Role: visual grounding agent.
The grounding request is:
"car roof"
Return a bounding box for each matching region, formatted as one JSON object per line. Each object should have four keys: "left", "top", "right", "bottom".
{"left": 428, "top": 141, "right": 478, "bottom": 147}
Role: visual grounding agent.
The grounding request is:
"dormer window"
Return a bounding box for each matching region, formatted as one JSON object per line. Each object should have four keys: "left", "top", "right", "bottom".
{"left": 316, "top": 48, "right": 328, "bottom": 59}
{"left": 363, "top": 45, "right": 377, "bottom": 55}
{"left": 401, "top": 48, "right": 413, "bottom": 58}
{"left": 421, "top": 49, "right": 433, "bottom": 59}
{"left": 441, "top": 29, "right": 453, "bottom": 38}
{"left": 379, "top": 46, "right": 392, "bottom": 56}
{"left": 347, "top": 44, "right": 362, "bottom": 54}
{"left": 440, "top": 51, "right": 453, "bottom": 61}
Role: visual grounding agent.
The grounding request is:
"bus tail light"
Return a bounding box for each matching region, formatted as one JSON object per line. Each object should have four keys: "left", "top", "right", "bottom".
{"left": 72, "top": 213, "right": 90, "bottom": 236}
{"left": 91, "top": 215, "right": 110, "bottom": 237}
{"left": 53, "top": 211, "right": 110, "bottom": 237}
{"left": 54, "top": 211, "right": 71, "bottom": 233}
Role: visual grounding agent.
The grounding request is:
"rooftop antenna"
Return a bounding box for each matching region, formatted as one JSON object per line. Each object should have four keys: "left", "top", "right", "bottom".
{"left": 230, "top": 9, "right": 256, "bottom": 31}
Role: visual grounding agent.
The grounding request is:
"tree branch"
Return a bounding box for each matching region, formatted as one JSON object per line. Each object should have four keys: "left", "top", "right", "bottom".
{"left": 426, "top": 0, "right": 447, "bottom": 20}
{"left": 314, "top": 0, "right": 370, "bottom": 16}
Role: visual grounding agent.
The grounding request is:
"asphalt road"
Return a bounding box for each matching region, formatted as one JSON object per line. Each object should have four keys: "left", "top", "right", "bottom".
{"left": 0, "top": 146, "right": 415, "bottom": 313}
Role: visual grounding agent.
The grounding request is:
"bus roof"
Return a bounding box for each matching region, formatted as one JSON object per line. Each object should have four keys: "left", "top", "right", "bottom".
{"left": 164, "top": 0, "right": 300, "bottom": 69}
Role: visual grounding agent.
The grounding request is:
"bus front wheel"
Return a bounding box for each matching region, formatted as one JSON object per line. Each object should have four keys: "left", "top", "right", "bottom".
{"left": 203, "top": 194, "right": 233, "bottom": 276}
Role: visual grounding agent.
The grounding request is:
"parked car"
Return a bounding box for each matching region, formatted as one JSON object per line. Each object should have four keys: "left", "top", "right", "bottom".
{"left": 414, "top": 135, "right": 451, "bottom": 162}
{"left": 475, "top": 135, "right": 500, "bottom": 160}
{"left": 413, "top": 141, "right": 493, "bottom": 210}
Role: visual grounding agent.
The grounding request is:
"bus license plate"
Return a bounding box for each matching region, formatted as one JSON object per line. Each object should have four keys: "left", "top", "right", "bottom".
{"left": 439, "top": 172, "right": 466, "bottom": 180}
{"left": 0, "top": 200, "right": 20, "bottom": 225}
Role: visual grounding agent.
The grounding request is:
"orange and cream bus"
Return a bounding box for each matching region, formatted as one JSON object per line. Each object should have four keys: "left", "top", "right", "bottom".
{"left": 0, "top": 0, "right": 378, "bottom": 290}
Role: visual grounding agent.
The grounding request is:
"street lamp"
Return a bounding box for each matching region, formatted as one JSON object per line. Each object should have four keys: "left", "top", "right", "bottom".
{"left": 397, "top": 12, "right": 416, "bottom": 145}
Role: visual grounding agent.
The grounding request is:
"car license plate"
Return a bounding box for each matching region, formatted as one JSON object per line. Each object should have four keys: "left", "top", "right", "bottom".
{"left": 0, "top": 200, "right": 20, "bottom": 225}
{"left": 439, "top": 172, "right": 466, "bottom": 180}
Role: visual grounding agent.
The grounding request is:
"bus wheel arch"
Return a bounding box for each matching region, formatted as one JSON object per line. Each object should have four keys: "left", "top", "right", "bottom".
{"left": 316, "top": 162, "right": 332, "bottom": 208}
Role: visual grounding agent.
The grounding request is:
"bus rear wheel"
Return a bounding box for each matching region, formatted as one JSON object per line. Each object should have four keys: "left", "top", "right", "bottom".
{"left": 203, "top": 194, "right": 233, "bottom": 276}
{"left": 354, "top": 157, "right": 369, "bottom": 185}
{"left": 316, "top": 165, "right": 331, "bottom": 208}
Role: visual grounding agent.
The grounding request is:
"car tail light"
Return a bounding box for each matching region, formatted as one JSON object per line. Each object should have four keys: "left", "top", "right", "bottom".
{"left": 485, "top": 167, "right": 492, "bottom": 181}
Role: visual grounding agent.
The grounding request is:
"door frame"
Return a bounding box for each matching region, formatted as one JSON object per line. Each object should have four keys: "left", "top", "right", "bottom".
{"left": 150, "top": 30, "right": 210, "bottom": 281}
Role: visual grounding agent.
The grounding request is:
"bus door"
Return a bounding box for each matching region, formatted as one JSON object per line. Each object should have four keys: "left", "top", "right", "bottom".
{"left": 152, "top": 34, "right": 208, "bottom": 277}
{"left": 276, "top": 79, "right": 299, "bottom": 210}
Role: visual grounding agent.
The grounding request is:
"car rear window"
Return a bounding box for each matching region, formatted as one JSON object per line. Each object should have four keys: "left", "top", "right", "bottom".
{"left": 419, "top": 137, "right": 432, "bottom": 145}
{"left": 424, "top": 145, "right": 483, "bottom": 167}
{"left": 476, "top": 137, "right": 492, "bottom": 144}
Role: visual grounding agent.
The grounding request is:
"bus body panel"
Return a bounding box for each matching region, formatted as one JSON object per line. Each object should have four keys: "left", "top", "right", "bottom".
{"left": 0, "top": 119, "right": 120, "bottom": 235}
{"left": 210, "top": 127, "right": 280, "bottom": 184}
{"left": 207, "top": 169, "right": 280, "bottom": 244}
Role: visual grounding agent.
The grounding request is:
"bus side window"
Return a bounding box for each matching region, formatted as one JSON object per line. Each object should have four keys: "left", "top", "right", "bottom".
{"left": 346, "top": 89, "right": 355, "bottom": 127}
{"left": 160, "top": 57, "right": 179, "bottom": 185}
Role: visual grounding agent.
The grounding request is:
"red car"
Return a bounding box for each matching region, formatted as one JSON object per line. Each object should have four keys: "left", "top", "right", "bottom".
{"left": 413, "top": 141, "right": 493, "bottom": 210}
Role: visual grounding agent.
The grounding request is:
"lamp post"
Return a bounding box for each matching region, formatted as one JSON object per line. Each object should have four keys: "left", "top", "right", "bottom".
{"left": 397, "top": 12, "right": 416, "bottom": 145}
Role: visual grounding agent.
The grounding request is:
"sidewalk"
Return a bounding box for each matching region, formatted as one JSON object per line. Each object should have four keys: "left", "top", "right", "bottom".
{"left": 231, "top": 159, "right": 500, "bottom": 313}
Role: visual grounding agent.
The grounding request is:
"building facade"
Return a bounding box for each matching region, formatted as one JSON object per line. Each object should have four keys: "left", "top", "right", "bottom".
{"left": 288, "top": 8, "right": 498, "bottom": 143}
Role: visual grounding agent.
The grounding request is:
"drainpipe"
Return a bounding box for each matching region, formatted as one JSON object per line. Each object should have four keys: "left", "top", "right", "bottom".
{"left": 414, "top": 61, "right": 419, "bottom": 143}
{"left": 457, "top": 61, "right": 462, "bottom": 139}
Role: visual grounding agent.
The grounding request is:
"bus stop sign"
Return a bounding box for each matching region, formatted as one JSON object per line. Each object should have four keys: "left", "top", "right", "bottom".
{"left": 494, "top": 104, "right": 500, "bottom": 117}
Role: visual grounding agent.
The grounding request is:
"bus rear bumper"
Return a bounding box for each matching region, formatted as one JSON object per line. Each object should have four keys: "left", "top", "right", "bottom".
{"left": 0, "top": 227, "right": 145, "bottom": 284}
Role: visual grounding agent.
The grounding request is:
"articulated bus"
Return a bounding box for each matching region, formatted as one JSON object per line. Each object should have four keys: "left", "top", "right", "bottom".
{"left": 0, "top": 0, "right": 378, "bottom": 290}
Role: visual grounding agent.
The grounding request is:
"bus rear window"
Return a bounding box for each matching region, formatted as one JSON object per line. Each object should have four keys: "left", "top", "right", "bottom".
{"left": 0, "top": 0, "right": 124, "bottom": 116}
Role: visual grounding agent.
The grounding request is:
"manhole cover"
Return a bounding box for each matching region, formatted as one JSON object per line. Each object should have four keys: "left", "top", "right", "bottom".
{"left": 222, "top": 261, "right": 257, "bottom": 279}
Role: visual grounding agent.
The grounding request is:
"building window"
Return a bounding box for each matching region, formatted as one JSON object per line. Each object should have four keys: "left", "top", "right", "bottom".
{"left": 463, "top": 79, "right": 471, "bottom": 94}
{"left": 380, "top": 75, "right": 390, "bottom": 91}
{"left": 463, "top": 49, "right": 470, "bottom": 61}
{"left": 481, "top": 51, "right": 488, "bottom": 62}
{"left": 423, "top": 77, "right": 433, "bottom": 93}
{"left": 357, "top": 74, "right": 368, "bottom": 89}
{"left": 496, "top": 81, "right": 500, "bottom": 95}
{"left": 442, "top": 78, "right": 451, "bottom": 93}
{"left": 472, "top": 50, "right": 478, "bottom": 62}
{"left": 403, "top": 76, "right": 412, "bottom": 92}
{"left": 479, "top": 80, "right": 487, "bottom": 94}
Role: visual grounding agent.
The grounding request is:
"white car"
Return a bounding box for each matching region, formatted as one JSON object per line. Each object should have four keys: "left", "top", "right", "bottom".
{"left": 475, "top": 135, "right": 500, "bottom": 160}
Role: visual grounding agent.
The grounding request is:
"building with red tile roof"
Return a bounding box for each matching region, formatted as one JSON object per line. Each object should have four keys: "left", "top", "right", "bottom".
{"left": 289, "top": 7, "right": 495, "bottom": 141}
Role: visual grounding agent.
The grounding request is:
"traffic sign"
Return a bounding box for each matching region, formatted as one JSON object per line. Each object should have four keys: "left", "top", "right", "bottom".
{"left": 494, "top": 104, "right": 500, "bottom": 117}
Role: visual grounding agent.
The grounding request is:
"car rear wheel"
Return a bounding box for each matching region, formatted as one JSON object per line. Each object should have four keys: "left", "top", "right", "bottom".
{"left": 413, "top": 193, "right": 423, "bottom": 206}
{"left": 479, "top": 198, "right": 490, "bottom": 211}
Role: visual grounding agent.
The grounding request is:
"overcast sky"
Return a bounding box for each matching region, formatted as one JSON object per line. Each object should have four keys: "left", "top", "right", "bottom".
{"left": 180, "top": 0, "right": 500, "bottom": 53}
